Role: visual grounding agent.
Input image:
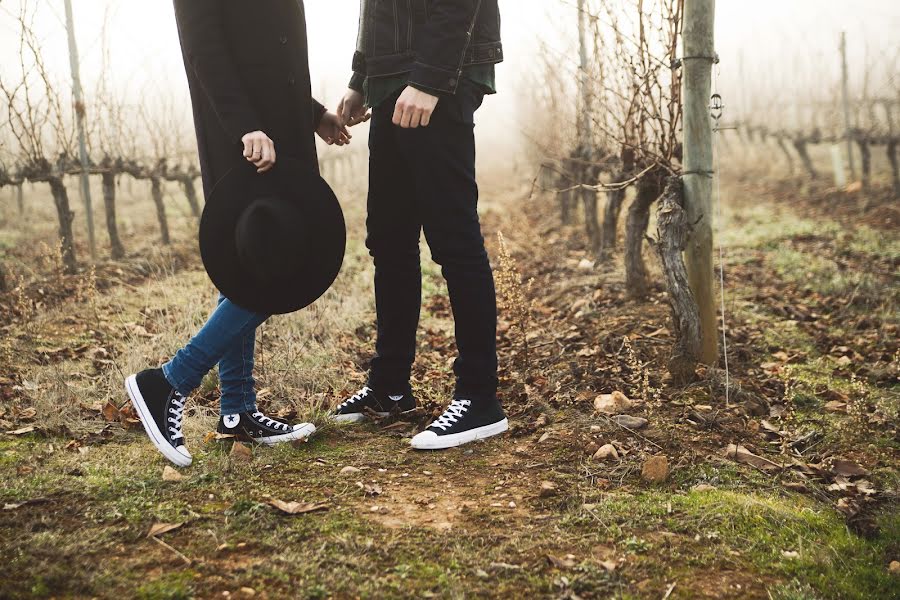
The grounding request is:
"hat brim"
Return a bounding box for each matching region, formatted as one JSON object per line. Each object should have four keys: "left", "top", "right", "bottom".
{"left": 199, "top": 158, "right": 346, "bottom": 315}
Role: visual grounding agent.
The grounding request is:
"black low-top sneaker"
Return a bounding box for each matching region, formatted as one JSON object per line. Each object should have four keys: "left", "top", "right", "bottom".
{"left": 332, "top": 386, "right": 417, "bottom": 423}
{"left": 217, "top": 411, "right": 315, "bottom": 446}
{"left": 410, "top": 398, "right": 509, "bottom": 450}
{"left": 125, "top": 369, "right": 192, "bottom": 467}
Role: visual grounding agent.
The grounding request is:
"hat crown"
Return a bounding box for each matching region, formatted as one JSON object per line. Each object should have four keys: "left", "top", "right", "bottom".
{"left": 234, "top": 196, "right": 306, "bottom": 285}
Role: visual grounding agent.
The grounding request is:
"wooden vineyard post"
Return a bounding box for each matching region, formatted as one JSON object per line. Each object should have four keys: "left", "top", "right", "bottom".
{"left": 840, "top": 32, "right": 857, "bottom": 181}
{"left": 64, "top": 0, "right": 97, "bottom": 259}
{"left": 682, "top": 0, "right": 718, "bottom": 364}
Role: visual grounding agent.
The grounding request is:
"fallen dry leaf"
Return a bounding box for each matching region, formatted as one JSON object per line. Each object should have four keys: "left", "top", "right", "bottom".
{"left": 7, "top": 426, "right": 35, "bottom": 436}
{"left": 547, "top": 554, "right": 577, "bottom": 569}
{"left": 831, "top": 459, "right": 868, "bottom": 478}
{"left": 101, "top": 402, "right": 120, "bottom": 422}
{"left": 230, "top": 441, "right": 253, "bottom": 462}
{"left": 148, "top": 522, "right": 184, "bottom": 537}
{"left": 267, "top": 499, "right": 329, "bottom": 515}
{"left": 723, "top": 444, "right": 781, "bottom": 471}
{"left": 162, "top": 466, "right": 185, "bottom": 482}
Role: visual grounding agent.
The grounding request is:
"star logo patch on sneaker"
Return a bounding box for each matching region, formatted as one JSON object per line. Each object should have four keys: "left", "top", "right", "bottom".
{"left": 223, "top": 414, "right": 240, "bottom": 428}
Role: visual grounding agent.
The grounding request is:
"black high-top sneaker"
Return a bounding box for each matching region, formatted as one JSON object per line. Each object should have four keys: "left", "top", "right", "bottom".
{"left": 410, "top": 397, "right": 508, "bottom": 450}
{"left": 332, "top": 386, "right": 417, "bottom": 423}
{"left": 217, "top": 411, "right": 316, "bottom": 446}
{"left": 125, "top": 369, "right": 192, "bottom": 467}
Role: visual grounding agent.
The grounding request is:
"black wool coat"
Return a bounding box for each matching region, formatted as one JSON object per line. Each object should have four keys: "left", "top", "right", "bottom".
{"left": 173, "top": 0, "right": 326, "bottom": 197}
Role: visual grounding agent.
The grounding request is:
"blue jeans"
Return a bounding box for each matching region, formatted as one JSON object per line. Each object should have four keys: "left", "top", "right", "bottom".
{"left": 163, "top": 294, "right": 269, "bottom": 415}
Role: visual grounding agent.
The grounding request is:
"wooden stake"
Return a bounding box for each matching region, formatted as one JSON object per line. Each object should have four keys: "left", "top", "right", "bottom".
{"left": 64, "top": 0, "right": 96, "bottom": 259}
{"left": 840, "top": 32, "right": 856, "bottom": 180}
{"left": 682, "top": 0, "right": 718, "bottom": 364}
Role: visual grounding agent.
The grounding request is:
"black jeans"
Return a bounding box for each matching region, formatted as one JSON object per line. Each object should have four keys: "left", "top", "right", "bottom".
{"left": 366, "top": 83, "right": 498, "bottom": 402}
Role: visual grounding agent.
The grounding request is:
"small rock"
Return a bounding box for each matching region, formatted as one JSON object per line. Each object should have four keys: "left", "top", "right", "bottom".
{"left": 641, "top": 455, "right": 669, "bottom": 483}
{"left": 889, "top": 560, "right": 900, "bottom": 574}
{"left": 340, "top": 466, "right": 361, "bottom": 475}
{"left": 592, "top": 444, "right": 619, "bottom": 461}
{"left": 612, "top": 415, "right": 648, "bottom": 429}
{"left": 594, "top": 391, "right": 633, "bottom": 415}
{"left": 538, "top": 432, "right": 552, "bottom": 443}
{"left": 475, "top": 568, "right": 489, "bottom": 578}
{"left": 692, "top": 484, "right": 716, "bottom": 492}
{"left": 578, "top": 258, "right": 595, "bottom": 270}
{"left": 162, "top": 466, "right": 185, "bottom": 482}
{"left": 508, "top": 501, "right": 517, "bottom": 508}
{"left": 238, "top": 587, "right": 256, "bottom": 597}
{"left": 589, "top": 425, "right": 603, "bottom": 433}
{"left": 539, "top": 481, "right": 558, "bottom": 497}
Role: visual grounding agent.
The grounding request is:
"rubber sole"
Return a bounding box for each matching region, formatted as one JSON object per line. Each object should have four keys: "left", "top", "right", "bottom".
{"left": 331, "top": 411, "right": 389, "bottom": 424}
{"left": 125, "top": 375, "right": 192, "bottom": 468}
{"left": 410, "top": 418, "right": 509, "bottom": 450}
{"left": 252, "top": 423, "right": 316, "bottom": 446}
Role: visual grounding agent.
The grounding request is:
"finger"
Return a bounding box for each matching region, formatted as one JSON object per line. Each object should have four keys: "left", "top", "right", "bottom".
{"left": 421, "top": 109, "right": 433, "bottom": 127}
{"left": 242, "top": 136, "right": 253, "bottom": 158}
{"left": 337, "top": 98, "right": 346, "bottom": 124}
{"left": 392, "top": 100, "right": 405, "bottom": 126}
{"left": 268, "top": 140, "right": 277, "bottom": 166}
{"left": 258, "top": 163, "right": 273, "bottom": 174}
{"left": 251, "top": 138, "right": 263, "bottom": 162}
{"left": 409, "top": 108, "right": 424, "bottom": 129}
{"left": 400, "top": 105, "right": 414, "bottom": 129}
{"left": 260, "top": 141, "right": 273, "bottom": 167}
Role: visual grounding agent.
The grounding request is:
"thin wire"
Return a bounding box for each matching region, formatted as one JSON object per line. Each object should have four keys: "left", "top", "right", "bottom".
{"left": 711, "top": 63, "right": 731, "bottom": 407}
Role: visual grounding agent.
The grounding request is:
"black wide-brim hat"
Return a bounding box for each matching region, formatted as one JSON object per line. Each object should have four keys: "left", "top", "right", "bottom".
{"left": 199, "top": 157, "right": 345, "bottom": 315}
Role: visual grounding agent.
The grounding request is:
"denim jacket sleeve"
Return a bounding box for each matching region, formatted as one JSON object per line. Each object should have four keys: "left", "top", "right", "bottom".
{"left": 409, "top": 0, "right": 481, "bottom": 95}
{"left": 173, "top": 0, "right": 263, "bottom": 143}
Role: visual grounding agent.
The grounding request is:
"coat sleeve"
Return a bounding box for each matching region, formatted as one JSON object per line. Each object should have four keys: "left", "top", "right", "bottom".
{"left": 312, "top": 99, "right": 327, "bottom": 130}
{"left": 409, "top": 0, "right": 480, "bottom": 95}
{"left": 173, "top": 0, "right": 263, "bottom": 143}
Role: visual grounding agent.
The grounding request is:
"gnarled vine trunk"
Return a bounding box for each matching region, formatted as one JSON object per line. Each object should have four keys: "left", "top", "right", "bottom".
{"left": 856, "top": 137, "right": 871, "bottom": 188}
{"left": 792, "top": 138, "right": 818, "bottom": 179}
{"left": 625, "top": 168, "right": 665, "bottom": 299}
{"left": 47, "top": 176, "right": 78, "bottom": 275}
{"left": 101, "top": 172, "right": 125, "bottom": 259}
{"left": 654, "top": 176, "right": 700, "bottom": 383}
{"left": 887, "top": 139, "right": 900, "bottom": 195}
{"left": 182, "top": 178, "right": 201, "bottom": 218}
{"left": 150, "top": 176, "right": 171, "bottom": 245}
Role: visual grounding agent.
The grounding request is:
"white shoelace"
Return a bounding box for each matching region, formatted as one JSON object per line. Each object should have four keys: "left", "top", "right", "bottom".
{"left": 252, "top": 411, "right": 290, "bottom": 431}
{"left": 431, "top": 399, "right": 471, "bottom": 431}
{"left": 339, "top": 386, "right": 372, "bottom": 411}
{"left": 167, "top": 393, "right": 186, "bottom": 441}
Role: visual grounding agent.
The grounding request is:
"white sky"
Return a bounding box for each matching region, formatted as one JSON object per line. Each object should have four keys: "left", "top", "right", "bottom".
{"left": 0, "top": 1, "right": 897, "bottom": 155}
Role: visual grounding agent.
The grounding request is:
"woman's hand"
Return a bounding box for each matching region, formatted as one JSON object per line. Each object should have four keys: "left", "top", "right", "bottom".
{"left": 242, "top": 130, "right": 276, "bottom": 173}
{"left": 317, "top": 112, "right": 352, "bottom": 146}
{"left": 338, "top": 89, "right": 371, "bottom": 127}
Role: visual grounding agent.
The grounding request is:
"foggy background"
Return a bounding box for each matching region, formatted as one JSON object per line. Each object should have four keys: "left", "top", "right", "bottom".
{"left": 0, "top": 0, "right": 898, "bottom": 166}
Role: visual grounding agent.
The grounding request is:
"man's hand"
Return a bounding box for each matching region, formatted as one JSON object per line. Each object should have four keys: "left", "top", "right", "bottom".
{"left": 317, "top": 112, "right": 352, "bottom": 146}
{"left": 392, "top": 86, "right": 439, "bottom": 128}
{"left": 242, "top": 131, "right": 276, "bottom": 173}
{"left": 338, "top": 89, "right": 370, "bottom": 127}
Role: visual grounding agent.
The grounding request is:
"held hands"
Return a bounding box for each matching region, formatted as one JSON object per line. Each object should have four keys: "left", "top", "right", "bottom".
{"left": 317, "top": 111, "right": 352, "bottom": 146}
{"left": 338, "top": 89, "right": 371, "bottom": 127}
{"left": 242, "top": 131, "right": 276, "bottom": 173}
{"left": 393, "top": 86, "right": 439, "bottom": 128}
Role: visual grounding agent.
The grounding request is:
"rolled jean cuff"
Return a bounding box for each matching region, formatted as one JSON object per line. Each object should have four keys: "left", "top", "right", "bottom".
{"left": 162, "top": 362, "right": 194, "bottom": 397}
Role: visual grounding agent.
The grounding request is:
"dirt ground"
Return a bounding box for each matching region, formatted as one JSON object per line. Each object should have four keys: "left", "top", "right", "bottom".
{"left": 0, "top": 162, "right": 897, "bottom": 599}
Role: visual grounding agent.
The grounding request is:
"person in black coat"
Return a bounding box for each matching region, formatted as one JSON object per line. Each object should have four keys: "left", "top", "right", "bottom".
{"left": 124, "top": 0, "right": 351, "bottom": 468}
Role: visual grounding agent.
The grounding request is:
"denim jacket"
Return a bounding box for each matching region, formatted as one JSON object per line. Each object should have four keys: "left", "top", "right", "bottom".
{"left": 349, "top": 0, "right": 502, "bottom": 95}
